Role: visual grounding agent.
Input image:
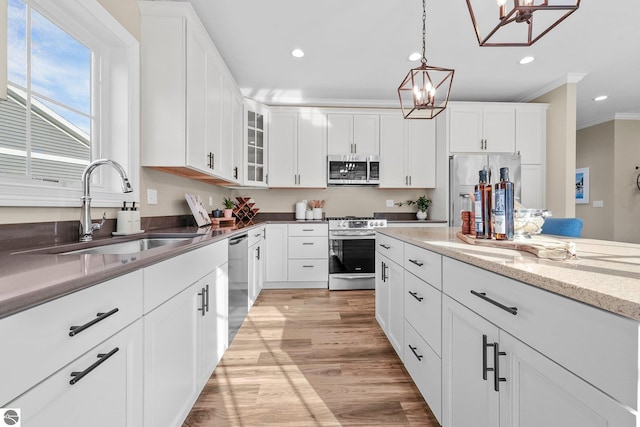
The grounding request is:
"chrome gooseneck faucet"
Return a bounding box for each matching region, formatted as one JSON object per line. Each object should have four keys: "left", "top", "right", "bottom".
{"left": 80, "top": 159, "right": 133, "bottom": 242}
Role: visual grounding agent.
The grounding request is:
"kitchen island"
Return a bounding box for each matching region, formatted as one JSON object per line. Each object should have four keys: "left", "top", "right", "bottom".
{"left": 375, "top": 226, "right": 640, "bottom": 426}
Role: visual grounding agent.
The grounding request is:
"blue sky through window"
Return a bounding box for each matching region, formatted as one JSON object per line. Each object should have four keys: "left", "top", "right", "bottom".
{"left": 7, "top": 0, "right": 91, "bottom": 134}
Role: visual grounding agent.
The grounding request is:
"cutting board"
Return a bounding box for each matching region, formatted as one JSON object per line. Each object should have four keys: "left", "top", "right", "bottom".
{"left": 456, "top": 232, "right": 576, "bottom": 260}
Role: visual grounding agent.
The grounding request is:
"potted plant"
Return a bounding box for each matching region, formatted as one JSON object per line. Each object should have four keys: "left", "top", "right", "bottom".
{"left": 397, "top": 195, "right": 432, "bottom": 220}
{"left": 222, "top": 197, "right": 235, "bottom": 219}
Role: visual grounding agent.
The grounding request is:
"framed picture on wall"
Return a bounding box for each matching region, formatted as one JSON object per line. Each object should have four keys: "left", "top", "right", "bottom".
{"left": 575, "top": 167, "right": 589, "bottom": 204}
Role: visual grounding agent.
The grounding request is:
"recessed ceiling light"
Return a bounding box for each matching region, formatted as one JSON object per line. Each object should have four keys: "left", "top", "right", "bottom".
{"left": 519, "top": 56, "right": 535, "bottom": 65}
{"left": 593, "top": 95, "right": 608, "bottom": 101}
{"left": 408, "top": 52, "right": 421, "bottom": 62}
{"left": 291, "top": 49, "right": 304, "bottom": 58}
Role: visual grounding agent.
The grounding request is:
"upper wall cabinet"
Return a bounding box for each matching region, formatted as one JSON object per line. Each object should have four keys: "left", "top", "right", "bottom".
{"left": 379, "top": 115, "right": 436, "bottom": 188}
{"left": 328, "top": 114, "right": 379, "bottom": 156}
{"left": 269, "top": 110, "right": 327, "bottom": 188}
{"left": 139, "top": 2, "right": 240, "bottom": 184}
{"left": 244, "top": 100, "right": 268, "bottom": 187}
{"left": 448, "top": 103, "right": 516, "bottom": 153}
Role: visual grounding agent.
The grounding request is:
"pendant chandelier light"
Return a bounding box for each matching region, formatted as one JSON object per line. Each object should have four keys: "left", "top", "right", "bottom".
{"left": 398, "top": 0, "right": 454, "bottom": 120}
{"left": 465, "top": 0, "right": 580, "bottom": 47}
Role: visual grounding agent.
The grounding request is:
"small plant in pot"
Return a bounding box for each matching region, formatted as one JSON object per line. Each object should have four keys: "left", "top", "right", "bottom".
{"left": 397, "top": 195, "right": 432, "bottom": 220}
{"left": 222, "top": 197, "right": 235, "bottom": 219}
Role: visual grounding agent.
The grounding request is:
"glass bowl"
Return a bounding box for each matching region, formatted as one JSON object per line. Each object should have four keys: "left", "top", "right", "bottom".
{"left": 514, "top": 209, "right": 551, "bottom": 236}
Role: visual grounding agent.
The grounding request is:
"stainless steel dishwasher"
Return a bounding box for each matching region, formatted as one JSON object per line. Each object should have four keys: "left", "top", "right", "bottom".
{"left": 228, "top": 233, "right": 249, "bottom": 345}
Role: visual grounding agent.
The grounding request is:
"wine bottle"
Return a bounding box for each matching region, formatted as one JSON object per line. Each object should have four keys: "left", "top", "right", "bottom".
{"left": 474, "top": 169, "right": 492, "bottom": 239}
{"left": 494, "top": 167, "right": 514, "bottom": 240}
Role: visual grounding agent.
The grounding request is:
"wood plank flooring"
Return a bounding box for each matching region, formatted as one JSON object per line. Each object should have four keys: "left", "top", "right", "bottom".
{"left": 183, "top": 289, "right": 439, "bottom": 427}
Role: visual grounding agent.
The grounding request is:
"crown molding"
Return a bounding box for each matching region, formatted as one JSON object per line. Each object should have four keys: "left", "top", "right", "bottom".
{"left": 517, "top": 72, "right": 588, "bottom": 103}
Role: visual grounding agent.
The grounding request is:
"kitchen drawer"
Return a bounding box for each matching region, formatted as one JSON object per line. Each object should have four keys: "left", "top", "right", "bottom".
{"left": 404, "top": 320, "right": 442, "bottom": 424}
{"left": 288, "top": 223, "right": 328, "bottom": 237}
{"left": 288, "top": 259, "right": 328, "bottom": 282}
{"left": 375, "top": 233, "right": 403, "bottom": 265}
{"left": 7, "top": 320, "right": 143, "bottom": 426}
{"left": 0, "top": 270, "right": 143, "bottom": 405}
{"left": 404, "top": 271, "right": 441, "bottom": 356}
{"left": 248, "top": 226, "right": 264, "bottom": 247}
{"left": 288, "top": 236, "right": 328, "bottom": 259}
{"left": 404, "top": 243, "right": 442, "bottom": 290}
{"left": 143, "top": 240, "right": 227, "bottom": 313}
{"left": 442, "top": 257, "right": 640, "bottom": 410}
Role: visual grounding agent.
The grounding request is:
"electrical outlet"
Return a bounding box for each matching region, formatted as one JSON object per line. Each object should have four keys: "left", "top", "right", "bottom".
{"left": 147, "top": 188, "right": 158, "bottom": 205}
{"left": 386, "top": 199, "right": 394, "bottom": 208}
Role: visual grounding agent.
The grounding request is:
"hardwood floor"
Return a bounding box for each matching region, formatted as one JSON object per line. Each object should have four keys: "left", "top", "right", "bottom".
{"left": 183, "top": 289, "right": 440, "bottom": 427}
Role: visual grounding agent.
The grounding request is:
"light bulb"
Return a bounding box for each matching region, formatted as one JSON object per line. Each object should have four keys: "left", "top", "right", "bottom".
{"left": 496, "top": 0, "right": 507, "bottom": 5}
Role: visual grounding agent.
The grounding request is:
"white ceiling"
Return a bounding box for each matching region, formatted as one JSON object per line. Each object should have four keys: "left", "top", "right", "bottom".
{"left": 178, "top": 0, "right": 640, "bottom": 130}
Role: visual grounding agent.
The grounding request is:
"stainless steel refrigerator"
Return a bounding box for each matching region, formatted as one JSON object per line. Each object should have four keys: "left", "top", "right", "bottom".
{"left": 449, "top": 154, "right": 521, "bottom": 227}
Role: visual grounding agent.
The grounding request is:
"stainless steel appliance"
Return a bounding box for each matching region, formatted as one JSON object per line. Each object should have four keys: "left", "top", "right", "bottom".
{"left": 449, "top": 153, "right": 521, "bottom": 227}
{"left": 228, "top": 233, "right": 248, "bottom": 345}
{"left": 327, "top": 154, "right": 380, "bottom": 185}
{"left": 328, "top": 217, "right": 387, "bottom": 290}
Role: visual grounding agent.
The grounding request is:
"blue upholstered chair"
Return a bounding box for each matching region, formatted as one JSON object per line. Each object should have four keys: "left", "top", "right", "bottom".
{"left": 541, "top": 217, "right": 584, "bottom": 237}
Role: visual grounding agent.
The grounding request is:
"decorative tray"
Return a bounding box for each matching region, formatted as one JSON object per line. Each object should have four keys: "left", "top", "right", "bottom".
{"left": 456, "top": 232, "right": 576, "bottom": 260}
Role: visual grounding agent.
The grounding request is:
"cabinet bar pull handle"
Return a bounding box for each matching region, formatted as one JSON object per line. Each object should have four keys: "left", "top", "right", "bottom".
{"left": 471, "top": 290, "right": 518, "bottom": 315}
{"left": 408, "top": 345, "right": 423, "bottom": 361}
{"left": 255, "top": 233, "right": 262, "bottom": 237}
{"left": 482, "top": 334, "right": 494, "bottom": 380}
{"left": 256, "top": 246, "right": 260, "bottom": 260}
{"left": 69, "top": 347, "right": 119, "bottom": 385}
{"left": 302, "top": 242, "right": 314, "bottom": 245}
{"left": 234, "top": 166, "right": 238, "bottom": 179}
{"left": 302, "top": 265, "right": 314, "bottom": 268}
{"left": 302, "top": 229, "right": 314, "bottom": 231}
{"left": 198, "top": 287, "right": 206, "bottom": 316}
{"left": 69, "top": 308, "right": 119, "bottom": 337}
{"left": 205, "top": 284, "right": 210, "bottom": 313}
{"left": 408, "top": 291, "right": 423, "bottom": 302}
{"left": 409, "top": 259, "right": 424, "bottom": 267}
{"left": 378, "top": 244, "right": 390, "bottom": 249}
{"left": 493, "top": 342, "right": 507, "bottom": 392}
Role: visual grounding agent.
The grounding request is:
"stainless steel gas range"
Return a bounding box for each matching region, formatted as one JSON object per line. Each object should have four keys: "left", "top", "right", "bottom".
{"left": 327, "top": 217, "right": 387, "bottom": 290}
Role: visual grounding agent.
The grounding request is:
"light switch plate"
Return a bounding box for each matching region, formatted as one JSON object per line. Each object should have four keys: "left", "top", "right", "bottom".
{"left": 147, "top": 188, "right": 158, "bottom": 205}
{"left": 593, "top": 200, "right": 604, "bottom": 208}
{"left": 386, "top": 199, "right": 394, "bottom": 208}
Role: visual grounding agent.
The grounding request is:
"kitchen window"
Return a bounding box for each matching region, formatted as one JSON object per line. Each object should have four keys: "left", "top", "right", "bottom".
{"left": 0, "top": 0, "right": 139, "bottom": 207}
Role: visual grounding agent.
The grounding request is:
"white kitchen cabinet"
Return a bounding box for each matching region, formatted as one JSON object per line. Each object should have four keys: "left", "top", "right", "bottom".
{"left": 269, "top": 111, "right": 327, "bottom": 188}
{"left": 231, "top": 90, "right": 244, "bottom": 182}
{"left": 248, "top": 227, "right": 265, "bottom": 307}
{"left": 244, "top": 100, "right": 268, "bottom": 187}
{"left": 8, "top": 320, "right": 143, "bottom": 427}
{"left": 264, "top": 223, "right": 328, "bottom": 289}
{"left": 379, "top": 115, "right": 436, "bottom": 188}
{"left": 0, "top": 270, "right": 143, "bottom": 407}
{"left": 139, "top": 2, "right": 240, "bottom": 183}
{"left": 265, "top": 224, "right": 288, "bottom": 283}
{"left": 374, "top": 235, "right": 404, "bottom": 359}
{"left": 516, "top": 106, "right": 547, "bottom": 209}
{"left": 143, "top": 240, "right": 228, "bottom": 427}
{"left": 327, "top": 113, "right": 379, "bottom": 155}
{"left": 448, "top": 104, "right": 515, "bottom": 153}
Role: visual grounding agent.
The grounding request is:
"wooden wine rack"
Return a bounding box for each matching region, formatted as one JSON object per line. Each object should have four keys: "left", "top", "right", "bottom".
{"left": 232, "top": 197, "right": 259, "bottom": 227}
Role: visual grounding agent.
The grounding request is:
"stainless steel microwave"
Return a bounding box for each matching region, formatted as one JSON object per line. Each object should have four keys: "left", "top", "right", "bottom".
{"left": 327, "top": 155, "right": 380, "bottom": 185}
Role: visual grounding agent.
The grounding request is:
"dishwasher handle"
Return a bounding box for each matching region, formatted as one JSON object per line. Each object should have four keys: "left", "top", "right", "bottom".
{"left": 229, "top": 234, "right": 248, "bottom": 246}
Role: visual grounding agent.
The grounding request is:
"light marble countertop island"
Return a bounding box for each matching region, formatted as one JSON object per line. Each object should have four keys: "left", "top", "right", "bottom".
{"left": 377, "top": 227, "right": 640, "bottom": 321}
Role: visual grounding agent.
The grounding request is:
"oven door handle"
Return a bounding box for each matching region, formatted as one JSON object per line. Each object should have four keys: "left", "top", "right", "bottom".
{"left": 330, "top": 232, "right": 377, "bottom": 239}
{"left": 333, "top": 274, "right": 376, "bottom": 280}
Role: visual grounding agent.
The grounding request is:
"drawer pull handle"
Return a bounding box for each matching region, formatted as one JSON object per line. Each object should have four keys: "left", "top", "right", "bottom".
{"left": 303, "top": 265, "right": 314, "bottom": 268}
{"left": 408, "top": 345, "right": 423, "bottom": 361}
{"left": 302, "top": 242, "right": 314, "bottom": 245}
{"left": 409, "top": 259, "right": 424, "bottom": 267}
{"left": 255, "top": 233, "right": 262, "bottom": 237}
{"left": 69, "top": 308, "right": 119, "bottom": 337}
{"left": 302, "top": 229, "right": 314, "bottom": 231}
{"left": 471, "top": 290, "right": 518, "bottom": 315}
{"left": 408, "top": 291, "right": 423, "bottom": 302}
{"left": 379, "top": 244, "right": 391, "bottom": 249}
{"left": 69, "top": 347, "right": 119, "bottom": 385}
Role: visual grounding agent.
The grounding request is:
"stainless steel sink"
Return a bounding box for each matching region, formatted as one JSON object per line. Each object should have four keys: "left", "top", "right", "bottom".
{"left": 12, "top": 234, "right": 203, "bottom": 255}
{"left": 61, "top": 237, "right": 193, "bottom": 255}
